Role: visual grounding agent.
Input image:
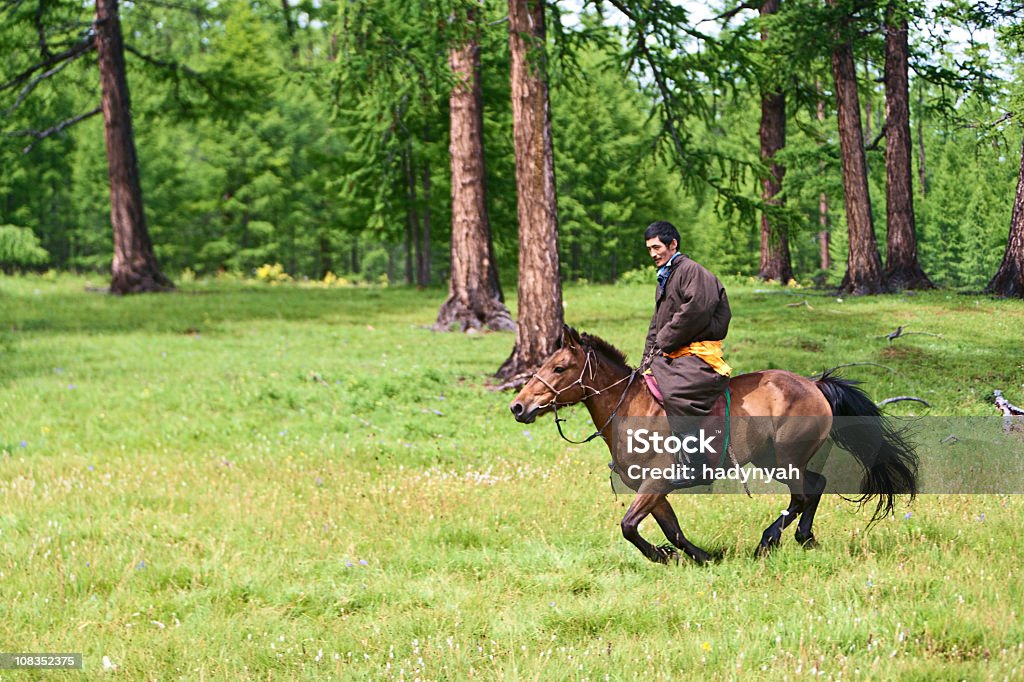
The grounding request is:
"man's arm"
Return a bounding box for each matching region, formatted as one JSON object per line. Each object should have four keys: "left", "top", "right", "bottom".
{"left": 654, "top": 265, "right": 720, "bottom": 353}
{"left": 643, "top": 314, "right": 658, "bottom": 359}
{"left": 703, "top": 288, "right": 731, "bottom": 340}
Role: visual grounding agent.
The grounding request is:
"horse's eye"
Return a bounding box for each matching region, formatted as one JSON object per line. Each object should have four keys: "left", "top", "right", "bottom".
{"left": 554, "top": 366, "right": 566, "bottom": 374}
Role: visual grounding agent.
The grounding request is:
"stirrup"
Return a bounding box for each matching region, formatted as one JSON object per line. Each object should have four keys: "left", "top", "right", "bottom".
{"left": 667, "top": 451, "right": 713, "bottom": 489}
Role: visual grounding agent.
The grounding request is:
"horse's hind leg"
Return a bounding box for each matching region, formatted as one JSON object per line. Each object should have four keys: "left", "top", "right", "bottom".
{"left": 651, "top": 498, "right": 710, "bottom": 565}
{"left": 755, "top": 493, "right": 802, "bottom": 557}
{"left": 794, "top": 471, "right": 826, "bottom": 548}
{"left": 621, "top": 493, "right": 678, "bottom": 564}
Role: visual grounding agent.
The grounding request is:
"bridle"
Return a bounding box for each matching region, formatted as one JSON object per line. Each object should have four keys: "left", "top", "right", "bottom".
{"left": 530, "top": 348, "right": 639, "bottom": 445}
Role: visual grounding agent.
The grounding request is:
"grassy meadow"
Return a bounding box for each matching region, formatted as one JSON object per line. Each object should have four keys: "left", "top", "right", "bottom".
{"left": 2, "top": 273, "right": 1024, "bottom": 680}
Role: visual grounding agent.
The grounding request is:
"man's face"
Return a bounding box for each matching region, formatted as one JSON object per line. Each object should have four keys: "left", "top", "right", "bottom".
{"left": 646, "top": 237, "right": 678, "bottom": 268}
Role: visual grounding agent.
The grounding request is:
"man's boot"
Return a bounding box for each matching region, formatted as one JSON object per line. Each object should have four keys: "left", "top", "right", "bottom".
{"left": 666, "top": 427, "right": 717, "bottom": 489}
{"left": 668, "top": 451, "right": 712, "bottom": 488}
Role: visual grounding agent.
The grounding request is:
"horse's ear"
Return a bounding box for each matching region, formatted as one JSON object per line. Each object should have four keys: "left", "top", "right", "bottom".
{"left": 561, "top": 324, "right": 579, "bottom": 350}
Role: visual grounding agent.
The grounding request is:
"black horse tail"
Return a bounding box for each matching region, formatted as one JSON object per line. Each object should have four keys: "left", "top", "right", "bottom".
{"left": 815, "top": 370, "right": 919, "bottom": 524}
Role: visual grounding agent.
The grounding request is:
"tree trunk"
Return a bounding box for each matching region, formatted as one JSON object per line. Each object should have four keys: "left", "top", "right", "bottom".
{"left": 986, "top": 138, "right": 1024, "bottom": 298}
{"left": 319, "top": 234, "right": 332, "bottom": 279}
{"left": 404, "top": 211, "right": 414, "bottom": 285}
{"left": 916, "top": 81, "right": 926, "bottom": 198}
{"left": 95, "top": 0, "right": 172, "bottom": 294}
{"left": 830, "top": 6, "right": 886, "bottom": 295}
{"left": 863, "top": 54, "right": 872, "bottom": 142}
{"left": 287, "top": 220, "right": 296, "bottom": 276}
{"left": 497, "top": 0, "right": 563, "bottom": 381}
{"left": 817, "top": 84, "right": 830, "bottom": 278}
{"left": 819, "top": 205, "right": 830, "bottom": 270}
{"left": 883, "top": 9, "right": 933, "bottom": 290}
{"left": 757, "top": 0, "right": 792, "bottom": 283}
{"left": 281, "top": 0, "right": 299, "bottom": 58}
{"left": 434, "top": 13, "right": 514, "bottom": 332}
{"left": 404, "top": 143, "right": 423, "bottom": 286}
{"left": 419, "top": 155, "right": 432, "bottom": 287}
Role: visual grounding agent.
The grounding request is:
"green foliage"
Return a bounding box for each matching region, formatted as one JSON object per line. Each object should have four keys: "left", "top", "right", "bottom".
{"left": 917, "top": 97, "right": 1019, "bottom": 288}
{"left": 0, "top": 0, "right": 1021, "bottom": 289}
{"left": 360, "top": 248, "right": 389, "bottom": 281}
{"left": 551, "top": 21, "right": 683, "bottom": 281}
{"left": 617, "top": 265, "right": 656, "bottom": 285}
{"left": 0, "top": 224, "right": 49, "bottom": 269}
{"left": 331, "top": 0, "right": 453, "bottom": 284}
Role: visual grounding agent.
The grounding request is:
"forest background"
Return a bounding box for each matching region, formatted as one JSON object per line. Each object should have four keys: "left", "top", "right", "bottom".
{"left": 2, "top": 0, "right": 1023, "bottom": 293}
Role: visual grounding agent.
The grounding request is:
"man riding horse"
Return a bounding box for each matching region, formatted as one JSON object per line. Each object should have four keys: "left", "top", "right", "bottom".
{"left": 508, "top": 222, "right": 917, "bottom": 562}
{"left": 642, "top": 221, "right": 732, "bottom": 487}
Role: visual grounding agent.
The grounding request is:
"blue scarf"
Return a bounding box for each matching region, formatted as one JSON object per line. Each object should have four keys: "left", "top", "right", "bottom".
{"left": 656, "top": 252, "right": 681, "bottom": 296}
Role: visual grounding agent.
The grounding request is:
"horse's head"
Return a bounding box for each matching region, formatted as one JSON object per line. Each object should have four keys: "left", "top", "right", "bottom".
{"left": 509, "top": 325, "right": 593, "bottom": 423}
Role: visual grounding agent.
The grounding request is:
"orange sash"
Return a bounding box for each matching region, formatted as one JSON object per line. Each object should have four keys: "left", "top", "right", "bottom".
{"left": 662, "top": 340, "right": 732, "bottom": 377}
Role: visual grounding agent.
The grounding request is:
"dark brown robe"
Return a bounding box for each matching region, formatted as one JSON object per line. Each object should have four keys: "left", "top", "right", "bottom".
{"left": 643, "top": 254, "right": 731, "bottom": 417}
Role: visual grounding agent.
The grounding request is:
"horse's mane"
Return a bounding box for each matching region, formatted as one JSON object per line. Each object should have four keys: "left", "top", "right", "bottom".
{"left": 565, "top": 326, "right": 633, "bottom": 371}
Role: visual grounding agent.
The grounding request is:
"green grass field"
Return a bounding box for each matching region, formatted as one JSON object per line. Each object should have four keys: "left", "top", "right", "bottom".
{"left": 2, "top": 274, "right": 1024, "bottom": 679}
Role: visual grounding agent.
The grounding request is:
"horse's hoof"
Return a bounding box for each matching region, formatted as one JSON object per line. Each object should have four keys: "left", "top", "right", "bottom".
{"left": 754, "top": 542, "right": 777, "bottom": 559}
{"left": 796, "top": 533, "right": 819, "bottom": 549}
{"left": 655, "top": 544, "right": 681, "bottom": 565}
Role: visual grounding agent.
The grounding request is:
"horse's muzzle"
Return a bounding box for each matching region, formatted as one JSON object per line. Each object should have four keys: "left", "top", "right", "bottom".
{"left": 509, "top": 400, "right": 538, "bottom": 423}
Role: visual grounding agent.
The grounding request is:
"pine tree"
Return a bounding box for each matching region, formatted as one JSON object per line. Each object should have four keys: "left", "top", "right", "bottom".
{"left": 497, "top": 0, "right": 564, "bottom": 382}
{"left": 757, "top": 0, "right": 792, "bottom": 283}
{"left": 829, "top": 0, "right": 886, "bottom": 294}
{"left": 435, "top": 5, "right": 514, "bottom": 332}
{"left": 987, "top": 137, "right": 1024, "bottom": 297}
{"left": 882, "top": 1, "right": 932, "bottom": 290}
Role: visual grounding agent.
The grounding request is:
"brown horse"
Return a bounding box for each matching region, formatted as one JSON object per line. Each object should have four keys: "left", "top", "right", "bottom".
{"left": 509, "top": 326, "right": 918, "bottom": 564}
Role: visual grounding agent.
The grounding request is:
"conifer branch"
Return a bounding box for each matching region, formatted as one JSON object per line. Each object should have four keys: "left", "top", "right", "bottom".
{"left": 7, "top": 105, "right": 102, "bottom": 153}
{"left": 0, "top": 38, "right": 95, "bottom": 95}
{"left": 864, "top": 122, "right": 887, "bottom": 151}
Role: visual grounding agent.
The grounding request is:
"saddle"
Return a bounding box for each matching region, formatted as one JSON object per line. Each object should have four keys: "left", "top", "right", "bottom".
{"left": 643, "top": 372, "right": 730, "bottom": 418}
{"left": 643, "top": 372, "right": 665, "bottom": 404}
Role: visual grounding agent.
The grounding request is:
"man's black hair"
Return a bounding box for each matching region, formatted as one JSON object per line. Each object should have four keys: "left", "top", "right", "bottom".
{"left": 644, "top": 221, "right": 680, "bottom": 247}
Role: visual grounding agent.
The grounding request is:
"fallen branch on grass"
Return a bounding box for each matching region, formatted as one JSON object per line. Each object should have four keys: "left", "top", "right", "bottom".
{"left": 877, "top": 396, "right": 931, "bottom": 408}
{"left": 493, "top": 374, "right": 530, "bottom": 392}
{"left": 877, "top": 324, "right": 943, "bottom": 343}
{"left": 809, "top": 362, "right": 897, "bottom": 378}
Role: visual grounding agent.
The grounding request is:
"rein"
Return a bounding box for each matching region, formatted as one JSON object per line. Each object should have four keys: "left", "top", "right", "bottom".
{"left": 531, "top": 349, "right": 639, "bottom": 445}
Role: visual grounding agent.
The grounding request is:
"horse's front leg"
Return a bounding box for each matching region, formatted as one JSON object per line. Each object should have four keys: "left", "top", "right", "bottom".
{"left": 621, "top": 493, "right": 677, "bottom": 564}
{"left": 651, "top": 498, "right": 711, "bottom": 565}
